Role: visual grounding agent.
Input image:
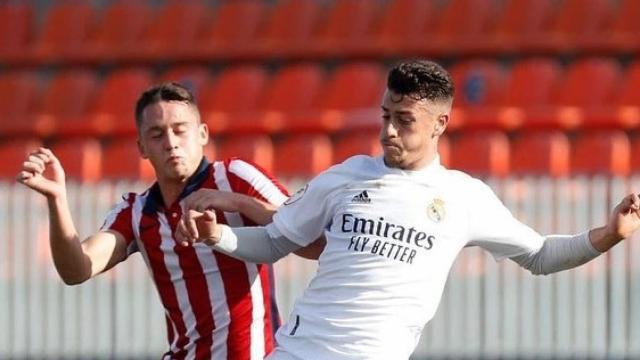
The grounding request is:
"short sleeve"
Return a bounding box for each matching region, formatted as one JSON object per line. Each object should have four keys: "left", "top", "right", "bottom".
{"left": 225, "top": 158, "right": 289, "bottom": 206}
{"left": 272, "top": 171, "right": 340, "bottom": 247}
{"left": 466, "top": 180, "right": 544, "bottom": 260}
{"left": 100, "top": 193, "right": 138, "bottom": 255}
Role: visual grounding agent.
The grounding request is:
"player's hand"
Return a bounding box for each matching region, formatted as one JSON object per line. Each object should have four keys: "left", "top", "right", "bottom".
{"left": 183, "top": 189, "right": 240, "bottom": 213}
{"left": 607, "top": 193, "right": 640, "bottom": 240}
{"left": 175, "top": 209, "right": 222, "bottom": 247}
{"left": 16, "top": 147, "right": 66, "bottom": 199}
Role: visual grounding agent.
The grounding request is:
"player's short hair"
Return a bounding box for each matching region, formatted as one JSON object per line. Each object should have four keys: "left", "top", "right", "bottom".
{"left": 135, "top": 82, "right": 199, "bottom": 128}
{"left": 387, "top": 60, "right": 455, "bottom": 103}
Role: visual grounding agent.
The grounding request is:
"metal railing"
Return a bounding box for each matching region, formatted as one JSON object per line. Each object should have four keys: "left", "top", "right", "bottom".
{"left": 1, "top": 177, "right": 639, "bottom": 359}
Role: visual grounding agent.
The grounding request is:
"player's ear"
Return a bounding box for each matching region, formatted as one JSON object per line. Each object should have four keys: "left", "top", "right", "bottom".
{"left": 198, "top": 122, "right": 209, "bottom": 146}
{"left": 433, "top": 114, "right": 449, "bottom": 138}
{"left": 137, "top": 138, "right": 148, "bottom": 159}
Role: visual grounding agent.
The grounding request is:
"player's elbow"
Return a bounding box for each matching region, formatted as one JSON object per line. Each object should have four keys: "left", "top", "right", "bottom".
{"left": 525, "top": 266, "right": 551, "bottom": 276}
{"left": 59, "top": 271, "right": 90, "bottom": 286}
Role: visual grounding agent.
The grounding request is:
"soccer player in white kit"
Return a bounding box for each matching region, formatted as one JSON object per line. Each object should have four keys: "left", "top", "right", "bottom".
{"left": 176, "top": 60, "right": 640, "bottom": 360}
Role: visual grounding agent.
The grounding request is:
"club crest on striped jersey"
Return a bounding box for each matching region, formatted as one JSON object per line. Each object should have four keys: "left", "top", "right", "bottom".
{"left": 427, "top": 198, "right": 446, "bottom": 222}
{"left": 284, "top": 184, "right": 308, "bottom": 205}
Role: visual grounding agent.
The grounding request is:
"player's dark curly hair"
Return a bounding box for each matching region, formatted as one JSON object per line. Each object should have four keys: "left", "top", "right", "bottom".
{"left": 135, "top": 82, "right": 199, "bottom": 128}
{"left": 387, "top": 60, "right": 454, "bottom": 103}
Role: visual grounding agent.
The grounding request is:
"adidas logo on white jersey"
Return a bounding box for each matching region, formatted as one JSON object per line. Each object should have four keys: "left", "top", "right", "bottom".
{"left": 351, "top": 190, "right": 371, "bottom": 203}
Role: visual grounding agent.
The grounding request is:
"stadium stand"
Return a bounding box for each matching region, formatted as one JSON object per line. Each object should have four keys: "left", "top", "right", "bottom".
{"left": 0, "top": 0, "right": 638, "bottom": 180}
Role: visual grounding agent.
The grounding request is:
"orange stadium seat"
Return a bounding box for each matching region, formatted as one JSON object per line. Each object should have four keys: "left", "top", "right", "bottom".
{"left": 409, "top": 0, "right": 497, "bottom": 56}
{"left": 0, "top": 71, "right": 41, "bottom": 137}
{"left": 333, "top": 130, "right": 381, "bottom": 164}
{"left": 51, "top": 139, "right": 102, "bottom": 182}
{"left": 526, "top": 0, "right": 613, "bottom": 54}
{"left": 504, "top": 59, "right": 562, "bottom": 130}
{"left": 260, "top": 64, "right": 325, "bottom": 113}
{"left": 275, "top": 134, "right": 333, "bottom": 178}
{"left": 158, "top": 66, "right": 211, "bottom": 98}
{"left": 37, "top": 69, "right": 99, "bottom": 137}
{"left": 310, "top": 0, "right": 379, "bottom": 58}
{"left": 629, "top": 136, "right": 640, "bottom": 174}
{"left": 0, "top": 139, "right": 42, "bottom": 179}
{"left": 35, "top": 68, "right": 102, "bottom": 136}
{"left": 321, "top": 62, "right": 385, "bottom": 109}
{"left": 199, "top": 66, "right": 269, "bottom": 134}
{"left": 192, "top": 0, "right": 265, "bottom": 60}
{"left": 288, "top": 62, "right": 386, "bottom": 133}
{"left": 557, "top": 58, "right": 621, "bottom": 127}
{"left": 251, "top": 0, "right": 321, "bottom": 59}
{"left": 367, "top": 0, "right": 436, "bottom": 57}
{"left": 450, "top": 131, "right": 510, "bottom": 177}
{"left": 572, "top": 131, "right": 630, "bottom": 176}
{"left": 593, "top": 0, "right": 640, "bottom": 53}
{"left": 448, "top": 60, "right": 507, "bottom": 130}
{"left": 83, "top": 1, "right": 153, "bottom": 63}
{"left": 478, "top": 0, "right": 553, "bottom": 55}
{"left": 89, "top": 68, "right": 153, "bottom": 137}
{"left": 216, "top": 135, "right": 274, "bottom": 174}
{"left": 611, "top": 61, "right": 640, "bottom": 128}
{"left": 504, "top": 59, "right": 562, "bottom": 108}
{"left": 140, "top": 0, "right": 209, "bottom": 62}
{"left": 526, "top": 58, "right": 621, "bottom": 130}
{"left": 254, "top": 63, "right": 326, "bottom": 134}
{"left": 29, "top": 1, "right": 95, "bottom": 64}
{"left": 511, "top": 131, "right": 570, "bottom": 177}
{"left": 0, "top": 3, "right": 33, "bottom": 63}
{"left": 102, "top": 139, "right": 154, "bottom": 181}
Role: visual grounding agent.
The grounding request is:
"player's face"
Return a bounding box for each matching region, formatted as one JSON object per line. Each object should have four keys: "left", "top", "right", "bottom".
{"left": 137, "top": 101, "right": 209, "bottom": 182}
{"left": 379, "top": 90, "right": 448, "bottom": 170}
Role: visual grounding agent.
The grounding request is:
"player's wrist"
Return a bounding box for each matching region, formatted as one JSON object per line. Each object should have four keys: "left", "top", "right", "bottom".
{"left": 202, "top": 225, "right": 223, "bottom": 246}
{"left": 589, "top": 226, "right": 623, "bottom": 253}
{"left": 46, "top": 188, "right": 68, "bottom": 205}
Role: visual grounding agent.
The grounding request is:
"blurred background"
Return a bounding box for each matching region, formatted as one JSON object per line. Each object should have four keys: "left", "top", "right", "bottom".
{"left": 0, "top": 0, "right": 639, "bottom": 358}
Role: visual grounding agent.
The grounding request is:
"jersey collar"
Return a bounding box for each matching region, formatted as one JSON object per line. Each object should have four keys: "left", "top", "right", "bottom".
{"left": 143, "top": 157, "right": 211, "bottom": 214}
{"left": 377, "top": 155, "right": 443, "bottom": 178}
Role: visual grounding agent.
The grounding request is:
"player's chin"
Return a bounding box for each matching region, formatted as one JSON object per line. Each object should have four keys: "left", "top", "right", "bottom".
{"left": 382, "top": 152, "right": 404, "bottom": 168}
{"left": 164, "top": 164, "right": 190, "bottom": 180}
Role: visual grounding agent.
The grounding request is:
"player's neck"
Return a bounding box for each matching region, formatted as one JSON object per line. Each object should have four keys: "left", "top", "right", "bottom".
{"left": 157, "top": 177, "right": 189, "bottom": 208}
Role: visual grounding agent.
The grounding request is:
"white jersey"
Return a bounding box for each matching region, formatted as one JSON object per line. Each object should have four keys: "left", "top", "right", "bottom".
{"left": 270, "top": 155, "right": 545, "bottom": 360}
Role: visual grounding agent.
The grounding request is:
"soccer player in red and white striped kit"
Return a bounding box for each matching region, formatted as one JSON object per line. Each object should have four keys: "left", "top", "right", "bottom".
{"left": 17, "top": 82, "right": 321, "bottom": 359}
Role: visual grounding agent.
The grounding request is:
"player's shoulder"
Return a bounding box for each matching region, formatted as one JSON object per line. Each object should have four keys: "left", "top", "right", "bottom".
{"left": 219, "top": 156, "right": 264, "bottom": 171}
{"left": 304, "top": 155, "right": 377, "bottom": 190}
{"left": 217, "top": 157, "right": 276, "bottom": 179}
{"left": 439, "top": 167, "right": 494, "bottom": 194}
{"left": 329, "top": 154, "right": 379, "bottom": 176}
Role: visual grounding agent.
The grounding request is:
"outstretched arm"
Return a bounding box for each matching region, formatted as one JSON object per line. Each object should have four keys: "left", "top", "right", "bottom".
{"left": 511, "top": 193, "right": 640, "bottom": 275}
{"left": 16, "top": 148, "right": 128, "bottom": 285}
{"left": 183, "top": 189, "right": 325, "bottom": 259}
{"left": 175, "top": 209, "right": 300, "bottom": 263}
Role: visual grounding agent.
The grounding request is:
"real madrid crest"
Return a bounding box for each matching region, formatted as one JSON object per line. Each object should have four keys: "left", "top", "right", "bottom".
{"left": 427, "top": 198, "right": 446, "bottom": 222}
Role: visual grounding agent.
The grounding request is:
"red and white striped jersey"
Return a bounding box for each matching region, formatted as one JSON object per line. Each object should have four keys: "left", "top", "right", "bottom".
{"left": 101, "top": 158, "right": 289, "bottom": 360}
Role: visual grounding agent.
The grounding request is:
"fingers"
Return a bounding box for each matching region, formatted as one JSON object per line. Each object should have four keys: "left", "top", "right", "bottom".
{"left": 19, "top": 148, "right": 58, "bottom": 176}
{"left": 202, "top": 210, "right": 216, "bottom": 222}
{"left": 617, "top": 193, "right": 640, "bottom": 214}
{"left": 15, "top": 170, "right": 34, "bottom": 183}
{"left": 631, "top": 193, "right": 640, "bottom": 210}
{"left": 37, "top": 147, "right": 60, "bottom": 166}
{"left": 177, "top": 209, "right": 203, "bottom": 246}
{"left": 175, "top": 219, "right": 192, "bottom": 247}
{"left": 186, "top": 209, "right": 200, "bottom": 240}
{"left": 22, "top": 159, "right": 44, "bottom": 174}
